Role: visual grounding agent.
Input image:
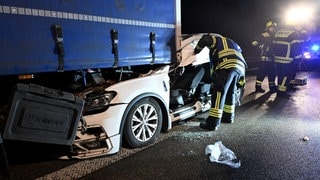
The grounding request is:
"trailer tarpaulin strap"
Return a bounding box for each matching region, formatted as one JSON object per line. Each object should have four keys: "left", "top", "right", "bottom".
{"left": 149, "top": 32, "right": 156, "bottom": 64}
{"left": 54, "top": 25, "right": 65, "bottom": 72}
{"left": 110, "top": 29, "right": 119, "bottom": 68}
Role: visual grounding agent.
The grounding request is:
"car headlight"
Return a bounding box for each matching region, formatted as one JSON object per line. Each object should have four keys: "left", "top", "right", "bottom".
{"left": 83, "top": 90, "right": 116, "bottom": 115}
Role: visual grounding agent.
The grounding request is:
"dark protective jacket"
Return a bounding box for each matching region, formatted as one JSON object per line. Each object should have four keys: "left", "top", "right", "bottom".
{"left": 194, "top": 34, "right": 247, "bottom": 76}
{"left": 251, "top": 31, "right": 275, "bottom": 61}
{"left": 273, "top": 27, "right": 305, "bottom": 64}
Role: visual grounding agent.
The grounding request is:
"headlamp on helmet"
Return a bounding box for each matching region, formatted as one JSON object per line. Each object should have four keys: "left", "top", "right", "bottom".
{"left": 265, "top": 21, "right": 277, "bottom": 30}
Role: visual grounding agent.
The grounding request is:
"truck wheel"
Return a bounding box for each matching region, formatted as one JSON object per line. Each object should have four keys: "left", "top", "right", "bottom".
{"left": 123, "top": 97, "right": 162, "bottom": 148}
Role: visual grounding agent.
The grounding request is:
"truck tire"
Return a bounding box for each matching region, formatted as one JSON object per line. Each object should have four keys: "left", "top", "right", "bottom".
{"left": 123, "top": 97, "right": 162, "bottom": 148}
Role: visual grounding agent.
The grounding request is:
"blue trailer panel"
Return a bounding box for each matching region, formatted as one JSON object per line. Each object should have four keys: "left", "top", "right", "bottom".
{"left": 0, "top": 0, "right": 175, "bottom": 75}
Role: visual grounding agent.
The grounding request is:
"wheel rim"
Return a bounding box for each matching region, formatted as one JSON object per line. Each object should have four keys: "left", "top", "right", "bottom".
{"left": 131, "top": 103, "right": 159, "bottom": 142}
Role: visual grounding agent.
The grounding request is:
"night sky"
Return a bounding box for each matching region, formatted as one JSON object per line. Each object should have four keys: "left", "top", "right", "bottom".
{"left": 181, "top": 0, "right": 319, "bottom": 56}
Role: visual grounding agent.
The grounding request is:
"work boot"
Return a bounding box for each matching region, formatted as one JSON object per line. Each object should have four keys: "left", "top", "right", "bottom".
{"left": 221, "top": 117, "right": 234, "bottom": 124}
{"left": 199, "top": 122, "right": 219, "bottom": 131}
{"left": 221, "top": 112, "right": 234, "bottom": 123}
{"left": 199, "top": 117, "right": 220, "bottom": 131}
{"left": 277, "top": 91, "right": 290, "bottom": 98}
{"left": 255, "top": 86, "right": 265, "bottom": 93}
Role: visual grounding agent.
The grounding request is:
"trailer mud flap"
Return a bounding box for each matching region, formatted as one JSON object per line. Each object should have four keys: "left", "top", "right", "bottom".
{"left": 3, "top": 83, "right": 84, "bottom": 146}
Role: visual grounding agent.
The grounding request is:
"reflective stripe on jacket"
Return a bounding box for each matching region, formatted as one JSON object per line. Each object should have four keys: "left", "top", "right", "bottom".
{"left": 273, "top": 28, "right": 304, "bottom": 64}
{"left": 194, "top": 34, "right": 247, "bottom": 75}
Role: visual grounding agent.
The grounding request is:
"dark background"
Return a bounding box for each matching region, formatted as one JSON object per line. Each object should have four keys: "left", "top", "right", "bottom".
{"left": 181, "top": 0, "right": 320, "bottom": 58}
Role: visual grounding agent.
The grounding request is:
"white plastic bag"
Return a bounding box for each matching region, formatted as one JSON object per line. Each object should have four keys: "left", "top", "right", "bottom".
{"left": 205, "top": 141, "right": 241, "bottom": 168}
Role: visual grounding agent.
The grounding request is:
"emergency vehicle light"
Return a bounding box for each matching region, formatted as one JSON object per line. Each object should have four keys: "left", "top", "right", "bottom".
{"left": 303, "top": 43, "right": 320, "bottom": 59}
{"left": 311, "top": 44, "right": 320, "bottom": 52}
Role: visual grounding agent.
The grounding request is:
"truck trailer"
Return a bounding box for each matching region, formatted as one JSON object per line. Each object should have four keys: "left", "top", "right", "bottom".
{"left": 0, "top": 0, "right": 213, "bottom": 160}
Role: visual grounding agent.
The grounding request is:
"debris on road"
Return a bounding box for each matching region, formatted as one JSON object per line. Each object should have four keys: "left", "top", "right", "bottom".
{"left": 205, "top": 141, "right": 241, "bottom": 168}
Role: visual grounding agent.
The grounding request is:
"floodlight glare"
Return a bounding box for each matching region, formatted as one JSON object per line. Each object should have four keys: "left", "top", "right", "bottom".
{"left": 284, "top": 4, "right": 315, "bottom": 25}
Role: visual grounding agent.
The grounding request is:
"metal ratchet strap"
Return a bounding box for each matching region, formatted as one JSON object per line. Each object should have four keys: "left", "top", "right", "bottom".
{"left": 110, "top": 29, "right": 119, "bottom": 68}
{"left": 149, "top": 32, "right": 156, "bottom": 64}
{"left": 54, "top": 25, "right": 65, "bottom": 72}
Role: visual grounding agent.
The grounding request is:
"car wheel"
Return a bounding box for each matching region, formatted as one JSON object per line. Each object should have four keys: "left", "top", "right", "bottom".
{"left": 123, "top": 97, "right": 162, "bottom": 148}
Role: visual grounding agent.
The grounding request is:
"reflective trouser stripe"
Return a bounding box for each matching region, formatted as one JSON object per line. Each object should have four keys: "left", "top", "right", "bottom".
{"left": 223, "top": 104, "right": 235, "bottom": 114}
{"left": 214, "top": 92, "right": 221, "bottom": 109}
{"left": 278, "top": 76, "right": 287, "bottom": 92}
{"left": 256, "top": 80, "right": 263, "bottom": 86}
{"left": 209, "top": 91, "right": 223, "bottom": 118}
{"left": 208, "top": 108, "right": 223, "bottom": 119}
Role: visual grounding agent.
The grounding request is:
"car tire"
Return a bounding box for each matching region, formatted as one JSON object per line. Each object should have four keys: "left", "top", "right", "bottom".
{"left": 123, "top": 97, "right": 162, "bottom": 148}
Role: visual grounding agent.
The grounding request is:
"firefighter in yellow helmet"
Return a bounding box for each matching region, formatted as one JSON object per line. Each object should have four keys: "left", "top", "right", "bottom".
{"left": 273, "top": 21, "right": 306, "bottom": 97}
{"left": 194, "top": 33, "right": 247, "bottom": 131}
{"left": 251, "top": 20, "right": 277, "bottom": 93}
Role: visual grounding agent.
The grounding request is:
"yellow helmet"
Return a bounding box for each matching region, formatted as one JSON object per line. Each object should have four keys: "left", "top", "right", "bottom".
{"left": 265, "top": 21, "right": 277, "bottom": 30}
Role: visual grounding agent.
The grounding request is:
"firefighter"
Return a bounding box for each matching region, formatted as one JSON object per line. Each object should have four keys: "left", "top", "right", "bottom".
{"left": 194, "top": 33, "right": 247, "bottom": 131}
{"left": 251, "top": 20, "right": 277, "bottom": 93}
{"left": 288, "top": 28, "right": 310, "bottom": 89}
{"left": 273, "top": 22, "right": 305, "bottom": 97}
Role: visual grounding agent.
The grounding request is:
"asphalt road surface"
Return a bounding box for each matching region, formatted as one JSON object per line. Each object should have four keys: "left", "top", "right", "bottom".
{"left": 5, "top": 69, "right": 320, "bottom": 180}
